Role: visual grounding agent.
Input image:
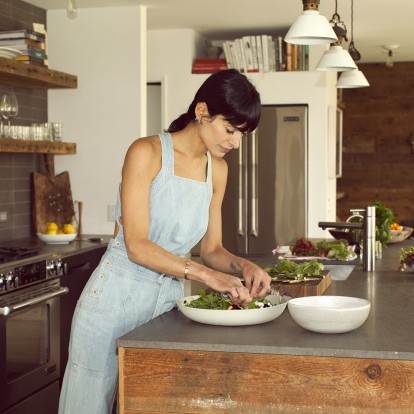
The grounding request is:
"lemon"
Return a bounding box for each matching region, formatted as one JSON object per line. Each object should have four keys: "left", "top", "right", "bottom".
{"left": 46, "top": 222, "right": 58, "bottom": 231}
{"left": 63, "top": 223, "right": 76, "bottom": 234}
{"left": 46, "top": 229, "right": 58, "bottom": 235}
{"left": 57, "top": 229, "right": 64, "bottom": 234}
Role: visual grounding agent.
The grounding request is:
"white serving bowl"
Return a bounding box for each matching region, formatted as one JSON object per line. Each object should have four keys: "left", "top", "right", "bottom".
{"left": 37, "top": 233, "right": 77, "bottom": 244}
{"left": 177, "top": 294, "right": 289, "bottom": 326}
{"left": 288, "top": 295, "right": 370, "bottom": 334}
{"left": 390, "top": 227, "right": 413, "bottom": 243}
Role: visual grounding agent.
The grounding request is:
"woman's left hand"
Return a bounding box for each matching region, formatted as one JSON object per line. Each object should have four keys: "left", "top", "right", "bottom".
{"left": 241, "top": 261, "right": 271, "bottom": 298}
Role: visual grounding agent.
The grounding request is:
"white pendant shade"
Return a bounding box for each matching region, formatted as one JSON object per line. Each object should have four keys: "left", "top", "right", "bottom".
{"left": 316, "top": 45, "right": 358, "bottom": 72}
{"left": 285, "top": 10, "right": 338, "bottom": 45}
{"left": 337, "top": 69, "right": 370, "bottom": 88}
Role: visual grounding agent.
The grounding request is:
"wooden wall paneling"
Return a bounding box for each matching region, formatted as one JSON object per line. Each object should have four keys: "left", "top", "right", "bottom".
{"left": 337, "top": 62, "right": 414, "bottom": 224}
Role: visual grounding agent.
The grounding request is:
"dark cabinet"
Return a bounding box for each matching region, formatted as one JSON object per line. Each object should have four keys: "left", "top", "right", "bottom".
{"left": 59, "top": 247, "right": 106, "bottom": 384}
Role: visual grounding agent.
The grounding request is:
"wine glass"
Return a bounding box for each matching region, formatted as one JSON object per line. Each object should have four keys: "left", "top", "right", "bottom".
{"left": 7, "top": 93, "right": 18, "bottom": 138}
{"left": 0, "top": 94, "right": 11, "bottom": 138}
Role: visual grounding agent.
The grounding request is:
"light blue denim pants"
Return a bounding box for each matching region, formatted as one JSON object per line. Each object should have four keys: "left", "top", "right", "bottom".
{"left": 58, "top": 238, "right": 184, "bottom": 414}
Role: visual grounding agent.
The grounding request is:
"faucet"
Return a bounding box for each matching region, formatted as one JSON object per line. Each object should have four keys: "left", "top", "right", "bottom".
{"left": 318, "top": 206, "right": 376, "bottom": 271}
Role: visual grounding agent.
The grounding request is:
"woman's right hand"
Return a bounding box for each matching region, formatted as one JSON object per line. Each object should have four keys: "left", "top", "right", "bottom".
{"left": 206, "top": 272, "right": 252, "bottom": 305}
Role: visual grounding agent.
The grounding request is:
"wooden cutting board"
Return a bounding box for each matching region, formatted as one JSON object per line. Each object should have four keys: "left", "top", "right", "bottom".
{"left": 32, "top": 171, "right": 75, "bottom": 234}
{"left": 270, "top": 270, "right": 332, "bottom": 298}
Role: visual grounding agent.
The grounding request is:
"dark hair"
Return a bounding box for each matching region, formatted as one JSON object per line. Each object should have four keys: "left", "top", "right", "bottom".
{"left": 167, "top": 69, "right": 261, "bottom": 133}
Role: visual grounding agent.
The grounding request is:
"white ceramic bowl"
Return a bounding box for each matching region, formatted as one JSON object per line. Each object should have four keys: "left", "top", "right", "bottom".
{"left": 37, "top": 233, "right": 77, "bottom": 244}
{"left": 288, "top": 295, "right": 370, "bottom": 334}
{"left": 390, "top": 227, "right": 413, "bottom": 243}
{"left": 177, "top": 294, "right": 289, "bottom": 326}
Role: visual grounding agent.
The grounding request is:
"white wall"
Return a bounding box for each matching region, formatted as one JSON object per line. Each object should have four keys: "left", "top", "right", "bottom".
{"left": 45, "top": 13, "right": 336, "bottom": 237}
{"left": 47, "top": 6, "right": 145, "bottom": 235}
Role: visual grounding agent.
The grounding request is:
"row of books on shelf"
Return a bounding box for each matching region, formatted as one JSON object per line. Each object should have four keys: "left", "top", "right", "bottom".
{"left": 0, "top": 29, "right": 48, "bottom": 67}
{"left": 192, "top": 35, "right": 309, "bottom": 74}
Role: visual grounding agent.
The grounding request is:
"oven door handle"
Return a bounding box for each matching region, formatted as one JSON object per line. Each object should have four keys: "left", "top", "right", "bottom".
{"left": 0, "top": 286, "right": 69, "bottom": 316}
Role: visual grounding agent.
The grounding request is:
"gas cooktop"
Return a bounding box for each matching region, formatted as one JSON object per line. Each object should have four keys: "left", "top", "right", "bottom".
{"left": 0, "top": 247, "right": 40, "bottom": 264}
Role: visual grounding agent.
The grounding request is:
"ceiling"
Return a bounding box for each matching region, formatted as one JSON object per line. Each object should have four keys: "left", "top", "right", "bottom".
{"left": 24, "top": 0, "right": 414, "bottom": 64}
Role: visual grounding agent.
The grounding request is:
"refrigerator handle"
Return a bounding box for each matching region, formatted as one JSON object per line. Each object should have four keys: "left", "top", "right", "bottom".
{"left": 238, "top": 138, "right": 245, "bottom": 236}
{"left": 250, "top": 129, "right": 258, "bottom": 237}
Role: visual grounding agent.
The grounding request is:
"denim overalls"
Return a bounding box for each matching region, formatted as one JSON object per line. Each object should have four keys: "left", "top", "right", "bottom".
{"left": 59, "top": 131, "right": 213, "bottom": 413}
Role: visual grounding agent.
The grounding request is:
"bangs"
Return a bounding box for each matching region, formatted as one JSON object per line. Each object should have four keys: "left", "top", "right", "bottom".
{"left": 212, "top": 97, "right": 261, "bottom": 133}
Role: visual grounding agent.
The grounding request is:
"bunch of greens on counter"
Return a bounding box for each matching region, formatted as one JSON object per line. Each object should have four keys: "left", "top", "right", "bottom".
{"left": 264, "top": 259, "right": 324, "bottom": 281}
{"left": 399, "top": 246, "right": 414, "bottom": 271}
{"left": 185, "top": 290, "right": 274, "bottom": 310}
{"left": 290, "top": 238, "right": 353, "bottom": 260}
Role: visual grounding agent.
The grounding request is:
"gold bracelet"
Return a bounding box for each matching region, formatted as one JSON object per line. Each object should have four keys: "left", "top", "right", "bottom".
{"left": 184, "top": 259, "right": 191, "bottom": 280}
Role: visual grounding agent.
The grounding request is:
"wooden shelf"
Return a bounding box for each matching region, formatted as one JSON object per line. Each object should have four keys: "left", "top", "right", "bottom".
{"left": 0, "top": 57, "right": 77, "bottom": 89}
{"left": 0, "top": 139, "right": 76, "bottom": 154}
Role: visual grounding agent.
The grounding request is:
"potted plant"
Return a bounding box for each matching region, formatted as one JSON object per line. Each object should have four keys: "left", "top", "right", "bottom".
{"left": 374, "top": 201, "right": 395, "bottom": 247}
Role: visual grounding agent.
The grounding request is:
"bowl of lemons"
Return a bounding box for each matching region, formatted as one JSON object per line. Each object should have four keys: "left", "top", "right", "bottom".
{"left": 390, "top": 223, "right": 413, "bottom": 243}
{"left": 37, "top": 221, "right": 77, "bottom": 244}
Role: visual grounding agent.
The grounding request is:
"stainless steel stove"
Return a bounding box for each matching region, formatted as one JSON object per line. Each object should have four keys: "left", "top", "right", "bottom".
{"left": 0, "top": 248, "right": 68, "bottom": 414}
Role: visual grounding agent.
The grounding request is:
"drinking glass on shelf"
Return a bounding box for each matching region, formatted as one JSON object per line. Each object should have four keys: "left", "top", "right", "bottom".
{"left": 0, "top": 94, "right": 11, "bottom": 138}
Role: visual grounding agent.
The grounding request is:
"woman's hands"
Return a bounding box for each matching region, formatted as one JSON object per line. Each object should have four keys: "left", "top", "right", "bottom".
{"left": 205, "top": 272, "right": 251, "bottom": 305}
{"left": 239, "top": 260, "right": 272, "bottom": 298}
{"left": 203, "top": 261, "right": 271, "bottom": 305}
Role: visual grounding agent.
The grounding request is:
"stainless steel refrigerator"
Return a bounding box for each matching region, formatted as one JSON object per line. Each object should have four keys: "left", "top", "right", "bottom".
{"left": 221, "top": 105, "right": 308, "bottom": 256}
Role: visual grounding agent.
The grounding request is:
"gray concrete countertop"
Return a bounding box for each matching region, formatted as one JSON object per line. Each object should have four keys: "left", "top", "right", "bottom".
{"left": 118, "top": 240, "right": 414, "bottom": 361}
{"left": 0, "top": 235, "right": 111, "bottom": 260}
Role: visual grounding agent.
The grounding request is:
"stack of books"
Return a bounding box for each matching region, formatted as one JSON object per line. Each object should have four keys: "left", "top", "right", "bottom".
{"left": 0, "top": 29, "right": 47, "bottom": 66}
{"left": 192, "top": 58, "right": 228, "bottom": 74}
{"left": 222, "top": 35, "right": 309, "bottom": 73}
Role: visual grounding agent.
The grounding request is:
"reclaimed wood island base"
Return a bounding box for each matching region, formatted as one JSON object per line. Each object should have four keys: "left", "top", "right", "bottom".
{"left": 118, "top": 242, "right": 414, "bottom": 413}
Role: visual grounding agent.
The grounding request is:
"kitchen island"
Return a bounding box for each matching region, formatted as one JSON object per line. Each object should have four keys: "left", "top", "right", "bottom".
{"left": 117, "top": 241, "right": 414, "bottom": 413}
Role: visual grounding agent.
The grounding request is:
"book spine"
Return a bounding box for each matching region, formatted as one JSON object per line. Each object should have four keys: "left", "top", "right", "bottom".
{"left": 278, "top": 36, "right": 285, "bottom": 71}
{"left": 235, "top": 38, "right": 247, "bottom": 73}
{"left": 261, "top": 35, "right": 269, "bottom": 72}
{"left": 250, "top": 36, "right": 259, "bottom": 72}
{"left": 269, "top": 36, "right": 276, "bottom": 72}
{"left": 242, "top": 36, "right": 254, "bottom": 72}
{"left": 222, "top": 42, "right": 234, "bottom": 69}
{"left": 193, "top": 58, "right": 226, "bottom": 65}
{"left": 0, "top": 31, "right": 45, "bottom": 42}
{"left": 256, "top": 35, "right": 264, "bottom": 72}
{"left": 286, "top": 43, "right": 292, "bottom": 71}
{"left": 228, "top": 41, "right": 240, "bottom": 72}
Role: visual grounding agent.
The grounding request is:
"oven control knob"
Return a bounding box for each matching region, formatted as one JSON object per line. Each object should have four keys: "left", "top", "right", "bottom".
{"left": 0, "top": 273, "right": 5, "bottom": 291}
{"left": 55, "top": 258, "right": 68, "bottom": 276}
{"left": 13, "top": 275, "right": 20, "bottom": 288}
{"left": 46, "top": 257, "right": 66, "bottom": 277}
{"left": 5, "top": 272, "right": 13, "bottom": 291}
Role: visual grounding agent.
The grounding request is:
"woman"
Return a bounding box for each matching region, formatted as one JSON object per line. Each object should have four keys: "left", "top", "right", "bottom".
{"left": 58, "top": 69, "right": 271, "bottom": 414}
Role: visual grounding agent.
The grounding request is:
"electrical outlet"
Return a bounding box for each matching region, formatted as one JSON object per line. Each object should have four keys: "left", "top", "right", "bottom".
{"left": 107, "top": 204, "right": 116, "bottom": 222}
{"left": 0, "top": 211, "right": 7, "bottom": 223}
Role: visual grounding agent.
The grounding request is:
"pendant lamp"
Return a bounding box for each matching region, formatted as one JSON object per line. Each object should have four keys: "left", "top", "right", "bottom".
{"left": 285, "top": 0, "right": 338, "bottom": 45}
{"left": 316, "top": 45, "right": 357, "bottom": 72}
{"left": 316, "top": 1, "right": 357, "bottom": 72}
{"left": 337, "top": 69, "right": 369, "bottom": 88}
{"left": 67, "top": 0, "right": 77, "bottom": 19}
{"left": 337, "top": 0, "right": 369, "bottom": 88}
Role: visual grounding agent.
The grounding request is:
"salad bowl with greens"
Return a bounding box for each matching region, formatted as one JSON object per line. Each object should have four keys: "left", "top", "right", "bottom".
{"left": 177, "top": 290, "right": 290, "bottom": 326}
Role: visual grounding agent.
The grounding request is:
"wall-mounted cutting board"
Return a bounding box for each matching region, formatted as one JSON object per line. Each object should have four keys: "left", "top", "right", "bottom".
{"left": 32, "top": 171, "right": 75, "bottom": 234}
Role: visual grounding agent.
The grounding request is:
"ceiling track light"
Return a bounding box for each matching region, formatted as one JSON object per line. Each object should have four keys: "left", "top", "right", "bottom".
{"left": 285, "top": 0, "right": 338, "bottom": 45}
